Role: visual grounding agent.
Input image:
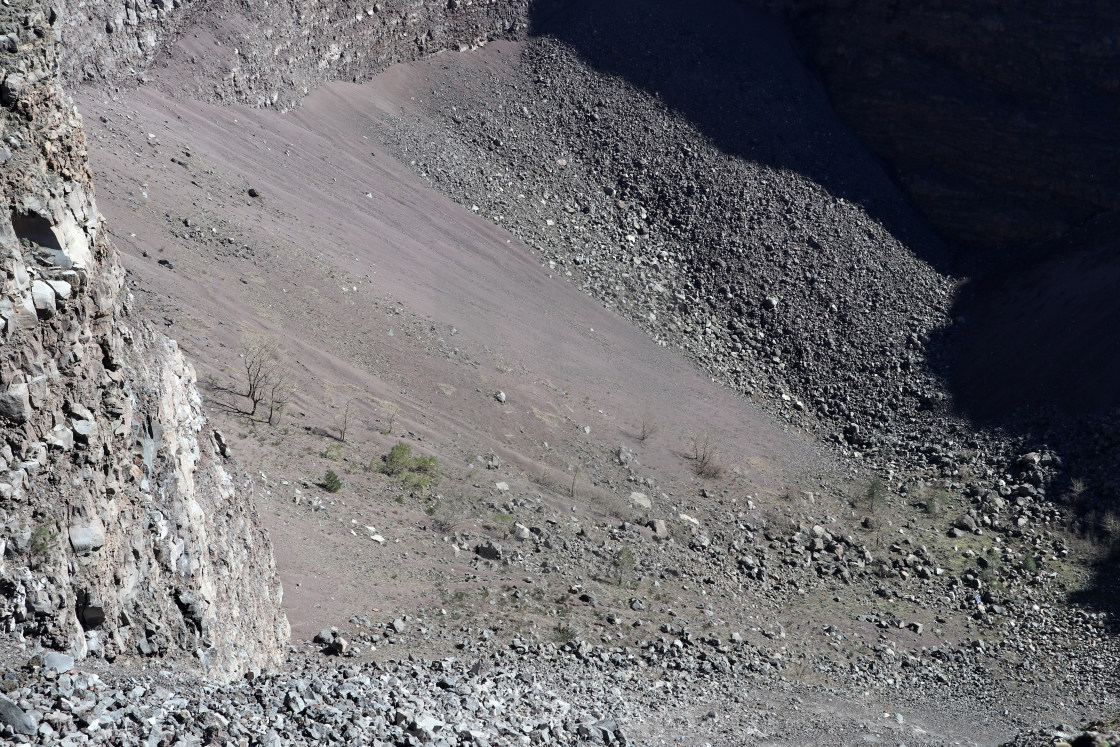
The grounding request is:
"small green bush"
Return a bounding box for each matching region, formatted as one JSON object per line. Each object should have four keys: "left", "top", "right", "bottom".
{"left": 864, "top": 477, "right": 886, "bottom": 513}
{"left": 613, "top": 547, "right": 635, "bottom": 584}
{"left": 30, "top": 523, "right": 57, "bottom": 556}
{"left": 324, "top": 470, "right": 342, "bottom": 493}
{"left": 379, "top": 442, "right": 413, "bottom": 477}
{"left": 378, "top": 442, "right": 439, "bottom": 490}
{"left": 322, "top": 442, "right": 342, "bottom": 461}
{"left": 924, "top": 489, "right": 948, "bottom": 516}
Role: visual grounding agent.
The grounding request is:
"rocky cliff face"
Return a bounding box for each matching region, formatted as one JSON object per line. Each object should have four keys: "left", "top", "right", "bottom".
{"left": 54, "top": 0, "right": 535, "bottom": 110}
{"left": 753, "top": 0, "right": 1120, "bottom": 250}
{"left": 0, "top": 0, "right": 288, "bottom": 679}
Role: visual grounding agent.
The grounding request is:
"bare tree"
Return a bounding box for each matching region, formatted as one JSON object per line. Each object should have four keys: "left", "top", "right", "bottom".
{"left": 267, "top": 374, "right": 295, "bottom": 426}
{"left": 569, "top": 464, "right": 581, "bottom": 498}
{"left": 380, "top": 401, "right": 400, "bottom": 435}
{"left": 638, "top": 410, "right": 658, "bottom": 443}
{"left": 241, "top": 334, "right": 280, "bottom": 417}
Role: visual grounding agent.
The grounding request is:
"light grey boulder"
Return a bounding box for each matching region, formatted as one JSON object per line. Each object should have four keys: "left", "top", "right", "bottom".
{"left": 0, "top": 693, "right": 36, "bottom": 735}
{"left": 0, "top": 383, "right": 31, "bottom": 422}
{"left": 69, "top": 525, "right": 105, "bottom": 555}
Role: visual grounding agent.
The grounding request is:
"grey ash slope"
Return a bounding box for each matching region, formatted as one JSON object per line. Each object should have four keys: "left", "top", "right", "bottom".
{"left": 2, "top": 0, "right": 1115, "bottom": 745}
{"left": 65, "top": 36, "right": 1120, "bottom": 747}
{"left": 378, "top": 22, "right": 968, "bottom": 483}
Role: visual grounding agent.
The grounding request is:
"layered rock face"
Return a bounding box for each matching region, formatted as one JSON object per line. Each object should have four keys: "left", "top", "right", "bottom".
{"left": 0, "top": 0, "right": 287, "bottom": 679}
{"left": 754, "top": 0, "right": 1120, "bottom": 250}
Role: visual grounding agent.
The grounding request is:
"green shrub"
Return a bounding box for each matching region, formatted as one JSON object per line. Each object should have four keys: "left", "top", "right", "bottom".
{"left": 378, "top": 442, "right": 439, "bottom": 490}
{"left": 924, "top": 489, "right": 948, "bottom": 516}
{"left": 322, "top": 442, "right": 342, "bottom": 461}
{"left": 30, "top": 523, "right": 56, "bottom": 556}
{"left": 612, "top": 547, "right": 635, "bottom": 584}
{"left": 323, "top": 470, "right": 342, "bottom": 493}
{"left": 864, "top": 477, "right": 886, "bottom": 513}
{"left": 379, "top": 442, "right": 413, "bottom": 476}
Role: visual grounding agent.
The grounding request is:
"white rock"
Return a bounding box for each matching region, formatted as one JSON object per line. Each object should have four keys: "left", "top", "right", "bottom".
{"left": 46, "top": 279, "right": 72, "bottom": 300}
{"left": 31, "top": 279, "right": 56, "bottom": 315}
{"left": 629, "top": 492, "right": 651, "bottom": 510}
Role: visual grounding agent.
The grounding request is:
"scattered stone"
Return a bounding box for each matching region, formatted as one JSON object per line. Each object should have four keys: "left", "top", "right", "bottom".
{"left": 0, "top": 383, "right": 32, "bottom": 423}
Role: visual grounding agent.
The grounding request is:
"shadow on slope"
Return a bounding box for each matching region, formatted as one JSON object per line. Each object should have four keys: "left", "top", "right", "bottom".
{"left": 946, "top": 212, "right": 1120, "bottom": 620}
{"left": 528, "top": 0, "right": 953, "bottom": 274}
{"left": 527, "top": 0, "right": 1120, "bottom": 624}
{"left": 948, "top": 211, "right": 1120, "bottom": 422}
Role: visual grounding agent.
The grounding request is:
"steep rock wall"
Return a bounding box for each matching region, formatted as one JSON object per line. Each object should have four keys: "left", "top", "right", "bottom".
{"left": 752, "top": 0, "right": 1120, "bottom": 250}
{"left": 0, "top": 0, "right": 288, "bottom": 679}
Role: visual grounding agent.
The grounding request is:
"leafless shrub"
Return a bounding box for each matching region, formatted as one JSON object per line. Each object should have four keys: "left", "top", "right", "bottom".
{"left": 638, "top": 411, "right": 658, "bottom": 443}
{"left": 266, "top": 373, "right": 295, "bottom": 426}
{"left": 336, "top": 398, "right": 356, "bottom": 442}
{"left": 380, "top": 402, "right": 400, "bottom": 435}
{"left": 689, "top": 431, "right": 723, "bottom": 479}
{"left": 569, "top": 464, "right": 581, "bottom": 498}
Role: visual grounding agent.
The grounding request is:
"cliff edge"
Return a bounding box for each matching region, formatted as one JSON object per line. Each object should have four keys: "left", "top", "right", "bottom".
{"left": 0, "top": 0, "right": 288, "bottom": 679}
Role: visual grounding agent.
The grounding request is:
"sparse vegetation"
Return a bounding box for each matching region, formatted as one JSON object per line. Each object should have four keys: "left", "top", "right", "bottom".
{"left": 240, "top": 333, "right": 278, "bottom": 417}
{"left": 336, "top": 398, "right": 356, "bottom": 442}
{"left": 689, "top": 431, "right": 723, "bottom": 479}
{"left": 322, "top": 442, "right": 343, "bottom": 461}
{"left": 378, "top": 441, "right": 439, "bottom": 490}
{"left": 923, "top": 488, "right": 948, "bottom": 516}
{"left": 612, "top": 547, "right": 635, "bottom": 585}
{"left": 30, "top": 523, "right": 56, "bottom": 556}
{"left": 380, "top": 402, "right": 400, "bottom": 435}
{"left": 637, "top": 411, "right": 658, "bottom": 443}
{"left": 323, "top": 470, "right": 342, "bottom": 493}
{"left": 551, "top": 623, "right": 577, "bottom": 645}
{"left": 265, "top": 373, "right": 295, "bottom": 426}
{"left": 863, "top": 476, "right": 887, "bottom": 514}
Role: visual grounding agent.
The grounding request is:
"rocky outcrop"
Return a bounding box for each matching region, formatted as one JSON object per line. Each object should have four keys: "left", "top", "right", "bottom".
{"left": 0, "top": 0, "right": 287, "bottom": 679}
{"left": 752, "top": 0, "right": 1120, "bottom": 250}
{"left": 54, "top": 0, "right": 537, "bottom": 111}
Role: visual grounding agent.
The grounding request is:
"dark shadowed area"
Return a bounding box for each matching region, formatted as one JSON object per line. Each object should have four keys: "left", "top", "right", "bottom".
{"left": 528, "top": 0, "right": 954, "bottom": 274}
{"left": 949, "top": 211, "right": 1120, "bottom": 422}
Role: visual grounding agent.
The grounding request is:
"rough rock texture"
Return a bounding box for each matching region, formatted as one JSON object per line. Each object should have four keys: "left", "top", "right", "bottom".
{"left": 752, "top": 0, "right": 1120, "bottom": 250}
{"left": 0, "top": 0, "right": 287, "bottom": 679}
{"left": 55, "top": 0, "right": 542, "bottom": 111}
{"left": 56, "top": 0, "right": 1120, "bottom": 251}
